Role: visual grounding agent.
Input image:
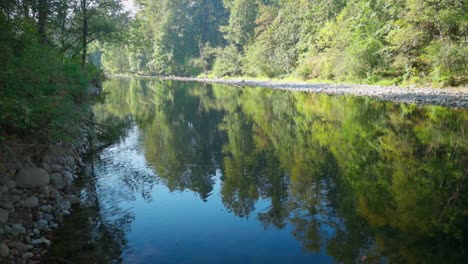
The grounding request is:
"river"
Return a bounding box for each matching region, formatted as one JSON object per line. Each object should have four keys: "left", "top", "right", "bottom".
{"left": 45, "top": 78, "right": 467, "bottom": 263}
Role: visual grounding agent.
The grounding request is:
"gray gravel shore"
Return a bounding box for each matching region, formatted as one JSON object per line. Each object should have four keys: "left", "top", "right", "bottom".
{"left": 152, "top": 76, "right": 468, "bottom": 109}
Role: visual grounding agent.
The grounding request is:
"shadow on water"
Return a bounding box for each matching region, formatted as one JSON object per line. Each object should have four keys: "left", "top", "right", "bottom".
{"left": 46, "top": 78, "right": 467, "bottom": 263}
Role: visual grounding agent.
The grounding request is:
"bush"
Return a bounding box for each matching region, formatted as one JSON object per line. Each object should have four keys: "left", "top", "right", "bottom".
{"left": 0, "top": 44, "right": 96, "bottom": 141}
{"left": 212, "top": 45, "right": 243, "bottom": 77}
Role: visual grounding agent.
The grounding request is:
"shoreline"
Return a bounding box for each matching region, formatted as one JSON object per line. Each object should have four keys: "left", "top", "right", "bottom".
{"left": 0, "top": 122, "right": 95, "bottom": 263}
{"left": 114, "top": 75, "right": 468, "bottom": 109}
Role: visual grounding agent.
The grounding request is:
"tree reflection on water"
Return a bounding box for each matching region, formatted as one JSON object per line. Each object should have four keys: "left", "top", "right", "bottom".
{"left": 48, "top": 78, "right": 467, "bottom": 263}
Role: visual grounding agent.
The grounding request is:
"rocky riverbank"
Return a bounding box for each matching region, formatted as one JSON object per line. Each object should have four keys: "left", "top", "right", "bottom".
{"left": 155, "top": 76, "right": 468, "bottom": 109}
{"left": 0, "top": 122, "right": 97, "bottom": 263}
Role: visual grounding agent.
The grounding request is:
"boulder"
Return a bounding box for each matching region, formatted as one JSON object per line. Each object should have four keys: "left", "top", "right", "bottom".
{"left": 15, "top": 168, "right": 49, "bottom": 188}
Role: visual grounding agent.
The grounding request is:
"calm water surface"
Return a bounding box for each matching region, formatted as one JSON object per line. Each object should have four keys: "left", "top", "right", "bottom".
{"left": 47, "top": 78, "right": 467, "bottom": 263}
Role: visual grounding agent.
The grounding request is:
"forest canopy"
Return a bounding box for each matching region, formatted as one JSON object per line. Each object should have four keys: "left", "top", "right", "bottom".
{"left": 100, "top": 0, "right": 467, "bottom": 86}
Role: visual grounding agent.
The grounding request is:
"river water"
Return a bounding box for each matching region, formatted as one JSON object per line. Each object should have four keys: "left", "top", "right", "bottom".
{"left": 46, "top": 78, "right": 467, "bottom": 263}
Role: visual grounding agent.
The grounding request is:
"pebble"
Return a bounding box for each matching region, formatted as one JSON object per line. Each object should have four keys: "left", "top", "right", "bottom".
{"left": 63, "top": 171, "right": 74, "bottom": 185}
{"left": 31, "top": 238, "right": 51, "bottom": 245}
{"left": 23, "top": 252, "right": 34, "bottom": 259}
{"left": 35, "top": 220, "right": 48, "bottom": 231}
{"left": 10, "top": 195, "right": 21, "bottom": 202}
{"left": 23, "top": 196, "right": 39, "bottom": 208}
{"left": 0, "top": 243, "right": 9, "bottom": 258}
{"left": 9, "top": 241, "right": 32, "bottom": 252}
{"left": 11, "top": 224, "right": 26, "bottom": 236}
{"left": 34, "top": 211, "right": 43, "bottom": 221}
{"left": 50, "top": 164, "right": 62, "bottom": 172}
{"left": 0, "top": 208, "right": 9, "bottom": 224}
{"left": 43, "top": 213, "right": 54, "bottom": 222}
{"left": 0, "top": 201, "right": 14, "bottom": 210}
{"left": 4, "top": 225, "right": 12, "bottom": 234}
{"left": 0, "top": 185, "right": 8, "bottom": 193}
{"left": 3, "top": 178, "right": 16, "bottom": 189}
{"left": 39, "top": 186, "right": 50, "bottom": 197}
{"left": 61, "top": 200, "right": 71, "bottom": 210}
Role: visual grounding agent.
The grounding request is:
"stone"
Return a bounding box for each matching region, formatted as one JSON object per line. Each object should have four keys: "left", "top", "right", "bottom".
{"left": 11, "top": 224, "right": 26, "bottom": 235}
{"left": 34, "top": 211, "right": 43, "bottom": 221}
{"left": 0, "top": 178, "right": 16, "bottom": 189}
{"left": 23, "top": 196, "right": 39, "bottom": 208}
{"left": 0, "top": 201, "right": 14, "bottom": 210}
{"left": 0, "top": 208, "right": 9, "bottom": 224}
{"left": 62, "top": 210, "right": 70, "bottom": 215}
{"left": 10, "top": 195, "right": 21, "bottom": 203}
{"left": 41, "top": 162, "right": 51, "bottom": 172}
{"left": 9, "top": 241, "right": 32, "bottom": 252}
{"left": 3, "top": 225, "right": 12, "bottom": 234}
{"left": 43, "top": 213, "right": 54, "bottom": 222}
{"left": 50, "top": 164, "right": 62, "bottom": 173}
{"left": 39, "top": 186, "right": 50, "bottom": 197}
{"left": 0, "top": 185, "right": 8, "bottom": 193}
{"left": 50, "top": 173, "right": 66, "bottom": 189}
{"left": 0, "top": 243, "right": 9, "bottom": 258}
{"left": 31, "top": 238, "right": 50, "bottom": 245}
{"left": 63, "top": 171, "right": 74, "bottom": 185}
{"left": 61, "top": 200, "right": 71, "bottom": 211}
{"left": 35, "top": 220, "right": 48, "bottom": 231}
{"left": 23, "top": 252, "right": 33, "bottom": 259}
{"left": 15, "top": 168, "right": 50, "bottom": 188}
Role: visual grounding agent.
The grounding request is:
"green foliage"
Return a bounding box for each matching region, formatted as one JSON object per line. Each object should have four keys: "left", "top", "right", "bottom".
{"left": 0, "top": 44, "right": 95, "bottom": 139}
{"left": 0, "top": 0, "right": 124, "bottom": 141}
{"left": 212, "top": 45, "right": 243, "bottom": 77}
{"left": 111, "top": 0, "right": 466, "bottom": 86}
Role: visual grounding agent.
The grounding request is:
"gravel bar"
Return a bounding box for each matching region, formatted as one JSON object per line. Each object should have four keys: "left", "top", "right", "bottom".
{"left": 151, "top": 76, "right": 468, "bottom": 109}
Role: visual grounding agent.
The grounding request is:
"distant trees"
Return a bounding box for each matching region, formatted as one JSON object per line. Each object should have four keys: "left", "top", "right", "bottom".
{"left": 102, "top": 0, "right": 466, "bottom": 86}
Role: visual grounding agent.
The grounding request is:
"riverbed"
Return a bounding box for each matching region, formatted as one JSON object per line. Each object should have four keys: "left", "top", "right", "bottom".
{"left": 45, "top": 78, "right": 468, "bottom": 263}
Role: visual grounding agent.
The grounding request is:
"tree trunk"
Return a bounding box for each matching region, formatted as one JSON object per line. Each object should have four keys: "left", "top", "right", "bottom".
{"left": 38, "top": 0, "right": 48, "bottom": 44}
{"left": 81, "top": 0, "right": 88, "bottom": 68}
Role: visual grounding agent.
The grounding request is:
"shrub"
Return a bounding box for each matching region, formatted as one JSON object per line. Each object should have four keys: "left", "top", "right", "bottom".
{"left": 212, "top": 45, "right": 243, "bottom": 77}
{"left": 0, "top": 44, "right": 96, "bottom": 141}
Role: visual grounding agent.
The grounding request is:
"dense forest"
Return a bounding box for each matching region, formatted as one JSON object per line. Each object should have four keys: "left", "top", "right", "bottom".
{"left": 101, "top": 0, "right": 467, "bottom": 86}
{"left": 0, "top": 0, "right": 466, "bottom": 140}
{"left": 0, "top": 0, "right": 128, "bottom": 140}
